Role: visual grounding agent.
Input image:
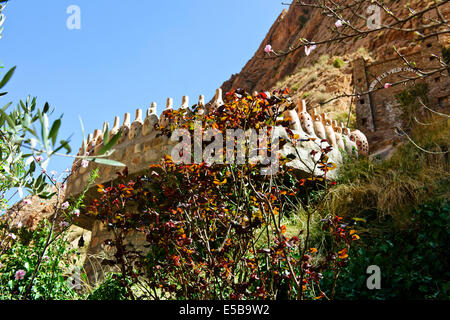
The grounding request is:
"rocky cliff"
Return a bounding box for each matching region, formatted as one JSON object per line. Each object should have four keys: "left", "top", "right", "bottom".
{"left": 220, "top": 0, "right": 447, "bottom": 110}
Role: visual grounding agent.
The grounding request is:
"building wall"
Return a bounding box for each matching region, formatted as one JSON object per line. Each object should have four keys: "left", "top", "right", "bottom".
{"left": 353, "top": 39, "right": 449, "bottom": 152}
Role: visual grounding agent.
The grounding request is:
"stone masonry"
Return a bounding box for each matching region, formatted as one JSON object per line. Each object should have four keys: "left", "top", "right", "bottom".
{"left": 353, "top": 38, "right": 449, "bottom": 152}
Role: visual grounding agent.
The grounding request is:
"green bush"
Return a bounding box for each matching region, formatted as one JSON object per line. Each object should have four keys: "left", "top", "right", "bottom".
{"left": 321, "top": 200, "right": 450, "bottom": 299}
{"left": 87, "top": 275, "right": 129, "bottom": 300}
{"left": 396, "top": 83, "right": 429, "bottom": 128}
{"left": 0, "top": 220, "right": 78, "bottom": 300}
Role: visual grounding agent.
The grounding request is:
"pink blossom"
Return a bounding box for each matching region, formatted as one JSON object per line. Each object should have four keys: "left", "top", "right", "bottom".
{"left": 335, "top": 20, "right": 344, "bottom": 28}
{"left": 81, "top": 160, "right": 89, "bottom": 168}
{"left": 305, "top": 44, "right": 317, "bottom": 56}
{"left": 59, "top": 221, "right": 69, "bottom": 228}
{"left": 61, "top": 201, "right": 70, "bottom": 210}
{"left": 23, "top": 199, "right": 32, "bottom": 206}
{"left": 384, "top": 83, "right": 392, "bottom": 89}
{"left": 50, "top": 170, "right": 57, "bottom": 176}
{"left": 35, "top": 156, "right": 43, "bottom": 162}
{"left": 61, "top": 184, "right": 67, "bottom": 191}
{"left": 264, "top": 44, "right": 272, "bottom": 54}
{"left": 15, "top": 269, "right": 26, "bottom": 280}
{"left": 74, "top": 209, "right": 80, "bottom": 217}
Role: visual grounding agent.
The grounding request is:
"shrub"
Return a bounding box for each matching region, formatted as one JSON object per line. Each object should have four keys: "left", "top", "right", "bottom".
{"left": 326, "top": 114, "right": 449, "bottom": 225}
{"left": 86, "top": 89, "right": 359, "bottom": 300}
{"left": 396, "top": 83, "right": 429, "bottom": 128}
{"left": 87, "top": 274, "right": 129, "bottom": 300}
{"left": 0, "top": 220, "right": 78, "bottom": 300}
{"left": 321, "top": 200, "right": 450, "bottom": 299}
{"left": 333, "top": 58, "right": 345, "bottom": 68}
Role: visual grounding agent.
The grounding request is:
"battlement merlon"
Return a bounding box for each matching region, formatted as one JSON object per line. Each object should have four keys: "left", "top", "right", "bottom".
{"left": 65, "top": 90, "right": 368, "bottom": 209}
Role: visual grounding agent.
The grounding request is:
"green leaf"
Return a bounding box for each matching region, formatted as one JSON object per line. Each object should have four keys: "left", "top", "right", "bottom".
{"left": 103, "top": 123, "right": 110, "bottom": 145}
{"left": 38, "top": 192, "right": 56, "bottom": 200}
{"left": 79, "top": 116, "right": 86, "bottom": 154}
{"left": 0, "top": 108, "right": 14, "bottom": 128}
{"left": 43, "top": 102, "right": 50, "bottom": 114}
{"left": 98, "top": 131, "right": 122, "bottom": 156}
{"left": 92, "top": 158, "right": 126, "bottom": 167}
{"left": 1, "top": 101, "right": 12, "bottom": 111}
{"left": 39, "top": 111, "right": 49, "bottom": 152}
{"left": 0, "top": 66, "right": 16, "bottom": 89}
{"left": 48, "top": 118, "right": 61, "bottom": 146}
{"left": 52, "top": 139, "right": 71, "bottom": 155}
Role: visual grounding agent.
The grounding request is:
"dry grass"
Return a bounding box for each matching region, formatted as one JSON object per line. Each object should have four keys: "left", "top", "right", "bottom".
{"left": 323, "top": 116, "right": 450, "bottom": 228}
{"left": 272, "top": 48, "right": 374, "bottom": 131}
{"left": 333, "top": 110, "right": 356, "bottom": 128}
{"left": 272, "top": 53, "right": 362, "bottom": 128}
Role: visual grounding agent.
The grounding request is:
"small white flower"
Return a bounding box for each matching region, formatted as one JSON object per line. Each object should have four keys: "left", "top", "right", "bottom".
{"left": 25, "top": 157, "right": 34, "bottom": 166}
{"left": 81, "top": 160, "right": 89, "bottom": 168}
{"left": 61, "top": 201, "right": 70, "bottom": 210}
{"left": 30, "top": 139, "right": 37, "bottom": 149}
{"left": 50, "top": 170, "right": 57, "bottom": 176}
{"left": 73, "top": 209, "right": 80, "bottom": 217}
{"left": 8, "top": 233, "right": 17, "bottom": 240}
{"left": 17, "top": 222, "right": 23, "bottom": 228}
{"left": 335, "top": 20, "right": 343, "bottom": 28}
{"left": 305, "top": 44, "right": 317, "bottom": 56}
{"left": 18, "top": 187, "right": 23, "bottom": 199}
{"left": 23, "top": 199, "right": 32, "bottom": 206}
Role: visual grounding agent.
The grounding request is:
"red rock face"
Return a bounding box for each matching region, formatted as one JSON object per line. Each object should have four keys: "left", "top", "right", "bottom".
{"left": 221, "top": 6, "right": 311, "bottom": 93}
{"left": 219, "top": 0, "right": 445, "bottom": 93}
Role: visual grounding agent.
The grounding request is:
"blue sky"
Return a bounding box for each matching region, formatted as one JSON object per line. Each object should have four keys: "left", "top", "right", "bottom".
{"left": 0, "top": 0, "right": 283, "bottom": 176}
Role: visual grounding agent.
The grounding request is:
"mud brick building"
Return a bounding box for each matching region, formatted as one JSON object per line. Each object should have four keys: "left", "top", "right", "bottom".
{"left": 353, "top": 39, "right": 449, "bottom": 153}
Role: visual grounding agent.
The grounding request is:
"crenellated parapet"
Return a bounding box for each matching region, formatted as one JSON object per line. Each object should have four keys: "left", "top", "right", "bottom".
{"left": 65, "top": 89, "right": 368, "bottom": 198}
